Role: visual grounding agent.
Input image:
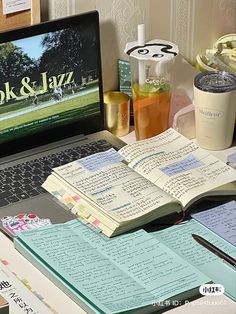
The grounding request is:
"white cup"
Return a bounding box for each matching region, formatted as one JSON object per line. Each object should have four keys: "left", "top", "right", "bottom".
{"left": 194, "top": 71, "right": 236, "bottom": 150}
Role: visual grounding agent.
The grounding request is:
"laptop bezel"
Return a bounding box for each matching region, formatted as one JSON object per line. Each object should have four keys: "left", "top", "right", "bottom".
{"left": 0, "top": 11, "right": 104, "bottom": 158}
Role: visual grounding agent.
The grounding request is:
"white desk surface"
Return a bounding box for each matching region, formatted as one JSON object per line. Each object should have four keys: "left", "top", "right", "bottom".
{"left": 0, "top": 130, "right": 235, "bottom": 314}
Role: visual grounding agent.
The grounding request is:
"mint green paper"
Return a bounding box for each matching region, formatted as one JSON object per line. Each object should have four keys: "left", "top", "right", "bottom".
{"left": 15, "top": 220, "right": 209, "bottom": 313}
{"left": 14, "top": 236, "right": 101, "bottom": 314}
{"left": 152, "top": 219, "right": 236, "bottom": 301}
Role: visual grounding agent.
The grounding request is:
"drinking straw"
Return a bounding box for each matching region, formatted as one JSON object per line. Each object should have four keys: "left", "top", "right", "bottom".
{"left": 138, "top": 24, "right": 146, "bottom": 85}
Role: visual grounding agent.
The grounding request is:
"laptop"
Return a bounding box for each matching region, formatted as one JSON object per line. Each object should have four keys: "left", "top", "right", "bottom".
{"left": 0, "top": 11, "right": 125, "bottom": 238}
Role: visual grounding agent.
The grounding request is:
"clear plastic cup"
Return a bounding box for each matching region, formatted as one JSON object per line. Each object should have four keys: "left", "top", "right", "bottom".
{"left": 125, "top": 39, "right": 178, "bottom": 140}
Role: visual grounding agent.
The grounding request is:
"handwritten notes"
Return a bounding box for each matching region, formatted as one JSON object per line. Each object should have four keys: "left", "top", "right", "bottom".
{"left": 53, "top": 152, "right": 177, "bottom": 221}
{"left": 192, "top": 201, "right": 236, "bottom": 247}
{"left": 160, "top": 154, "right": 204, "bottom": 176}
{"left": 119, "top": 128, "right": 195, "bottom": 164}
{"left": 120, "top": 128, "right": 236, "bottom": 208}
{"left": 152, "top": 219, "right": 236, "bottom": 300}
{"left": 15, "top": 220, "right": 209, "bottom": 313}
{"left": 119, "top": 128, "right": 181, "bottom": 163}
{"left": 78, "top": 148, "right": 123, "bottom": 171}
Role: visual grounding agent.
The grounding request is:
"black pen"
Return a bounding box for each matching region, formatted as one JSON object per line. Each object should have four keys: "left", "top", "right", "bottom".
{"left": 192, "top": 234, "right": 236, "bottom": 269}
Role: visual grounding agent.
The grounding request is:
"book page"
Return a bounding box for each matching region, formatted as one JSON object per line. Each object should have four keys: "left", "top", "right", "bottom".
{"left": 52, "top": 149, "right": 179, "bottom": 222}
{"left": 151, "top": 219, "right": 236, "bottom": 300}
{"left": 16, "top": 220, "right": 209, "bottom": 313}
{"left": 191, "top": 201, "right": 236, "bottom": 247}
{"left": 0, "top": 263, "right": 52, "bottom": 313}
{"left": 119, "top": 129, "right": 236, "bottom": 207}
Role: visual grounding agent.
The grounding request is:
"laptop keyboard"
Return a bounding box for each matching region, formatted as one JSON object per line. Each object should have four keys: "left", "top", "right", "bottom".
{"left": 0, "top": 139, "right": 113, "bottom": 207}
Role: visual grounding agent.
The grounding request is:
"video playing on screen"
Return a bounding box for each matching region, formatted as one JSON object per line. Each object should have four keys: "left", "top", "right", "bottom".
{"left": 0, "top": 22, "right": 101, "bottom": 144}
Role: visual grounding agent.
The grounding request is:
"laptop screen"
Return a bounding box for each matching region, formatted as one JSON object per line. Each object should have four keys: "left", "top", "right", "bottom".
{"left": 0, "top": 11, "right": 104, "bottom": 157}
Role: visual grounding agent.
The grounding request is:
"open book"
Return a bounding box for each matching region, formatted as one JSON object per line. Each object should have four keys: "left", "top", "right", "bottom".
{"left": 42, "top": 128, "right": 236, "bottom": 237}
{"left": 14, "top": 219, "right": 210, "bottom": 314}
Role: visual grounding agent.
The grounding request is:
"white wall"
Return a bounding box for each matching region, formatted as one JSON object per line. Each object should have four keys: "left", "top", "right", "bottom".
{"left": 41, "top": 0, "right": 236, "bottom": 91}
{"left": 149, "top": 0, "right": 236, "bottom": 63}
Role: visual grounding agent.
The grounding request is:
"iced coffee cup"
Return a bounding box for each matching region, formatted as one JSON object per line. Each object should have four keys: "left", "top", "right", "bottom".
{"left": 125, "top": 26, "right": 178, "bottom": 140}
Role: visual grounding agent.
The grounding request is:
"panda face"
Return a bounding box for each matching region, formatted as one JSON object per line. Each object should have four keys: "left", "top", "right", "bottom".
{"left": 125, "top": 40, "right": 178, "bottom": 61}
{"left": 137, "top": 45, "right": 166, "bottom": 59}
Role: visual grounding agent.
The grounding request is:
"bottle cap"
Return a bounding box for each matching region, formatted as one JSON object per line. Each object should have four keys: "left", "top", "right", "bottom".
{"left": 194, "top": 71, "right": 236, "bottom": 93}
